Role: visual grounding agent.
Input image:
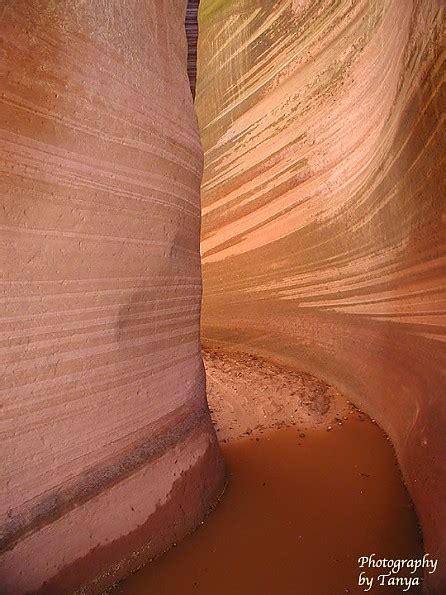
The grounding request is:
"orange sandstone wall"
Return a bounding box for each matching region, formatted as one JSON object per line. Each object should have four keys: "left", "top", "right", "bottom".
{"left": 197, "top": 1, "right": 445, "bottom": 592}
{"left": 0, "top": 1, "right": 224, "bottom": 593}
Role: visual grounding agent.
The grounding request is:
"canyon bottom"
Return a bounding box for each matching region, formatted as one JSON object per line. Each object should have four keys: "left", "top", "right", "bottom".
{"left": 114, "top": 348, "right": 423, "bottom": 595}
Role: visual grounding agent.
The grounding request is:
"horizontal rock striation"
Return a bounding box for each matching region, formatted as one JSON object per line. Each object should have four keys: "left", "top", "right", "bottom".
{"left": 0, "top": 1, "right": 224, "bottom": 593}
{"left": 197, "top": 1, "right": 445, "bottom": 592}
{"left": 186, "top": 0, "right": 200, "bottom": 99}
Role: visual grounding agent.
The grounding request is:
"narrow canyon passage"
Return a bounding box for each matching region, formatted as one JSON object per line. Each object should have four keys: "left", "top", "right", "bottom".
{"left": 0, "top": 0, "right": 444, "bottom": 593}
{"left": 116, "top": 349, "right": 423, "bottom": 595}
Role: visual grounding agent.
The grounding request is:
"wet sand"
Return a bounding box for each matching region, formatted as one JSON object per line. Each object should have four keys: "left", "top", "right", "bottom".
{"left": 114, "top": 349, "right": 423, "bottom": 594}
{"left": 204, "top": 348, "right": 352, "bottom": 442}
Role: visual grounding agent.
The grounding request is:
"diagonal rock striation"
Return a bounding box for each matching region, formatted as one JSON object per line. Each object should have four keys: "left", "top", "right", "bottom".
{"left": 197, "top": 1, "right": 445, "bottom": 592}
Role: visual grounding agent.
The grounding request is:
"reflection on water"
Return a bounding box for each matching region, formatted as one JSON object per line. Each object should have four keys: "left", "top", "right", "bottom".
{"left": 115, "top": 416, "right": 422, "bottom": 594}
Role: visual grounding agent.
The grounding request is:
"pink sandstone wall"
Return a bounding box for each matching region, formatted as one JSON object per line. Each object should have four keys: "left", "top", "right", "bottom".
{"left": 0, "top": 1, "right": 224, "bottom": 592}
{"left": 197, "top": 1, "right": 445, "bottom": 592}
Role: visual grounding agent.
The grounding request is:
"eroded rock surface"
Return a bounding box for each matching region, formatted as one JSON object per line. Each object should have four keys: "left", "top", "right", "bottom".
{"left": 197, "top": 1, "right": 445, "bottom": 591}
{"left": 0, "top": 1, "right": 223, "bottom": 593}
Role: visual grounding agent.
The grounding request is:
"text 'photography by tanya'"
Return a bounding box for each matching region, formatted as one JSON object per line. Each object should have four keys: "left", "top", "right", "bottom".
{"left": 357, "top": 553, "right": 438, "bottom": 591}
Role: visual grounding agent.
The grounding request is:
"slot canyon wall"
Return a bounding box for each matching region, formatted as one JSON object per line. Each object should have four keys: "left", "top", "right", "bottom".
{"left": 197, "top": 0, "right": 445, "bottom": 592}
{"left": 0, "top": 1, "right": 224, "bottom": 593}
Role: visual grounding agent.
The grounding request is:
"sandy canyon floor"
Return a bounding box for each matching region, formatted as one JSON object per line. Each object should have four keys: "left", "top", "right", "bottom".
{"left": 114, "top": 348, "right": 423, "bottom": 595}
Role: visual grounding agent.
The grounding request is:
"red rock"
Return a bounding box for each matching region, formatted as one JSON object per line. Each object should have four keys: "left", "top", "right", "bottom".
{"left": 0, "top": 1, "right": 224, "bottom": 593}
{"left": 197, "top": 1, "right": 445, "bottom": 592}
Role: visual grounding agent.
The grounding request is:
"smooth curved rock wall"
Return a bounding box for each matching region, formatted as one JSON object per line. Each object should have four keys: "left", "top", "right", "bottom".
{"left": 0, "top": 1, "right": 224, "bottom": 593}
{"left": 197, "top": 1, "right": 445, "bottom": 592}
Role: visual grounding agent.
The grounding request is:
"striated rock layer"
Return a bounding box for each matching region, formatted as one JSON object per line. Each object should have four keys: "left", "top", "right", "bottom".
{"left": 0, "top": 1, "right": 224, "bottom": 593}
{"left": 197, "top": 1, "right": 445, "bottom": 592}
{"left": 186, "top": 0, "right": 200, "bottom": 99}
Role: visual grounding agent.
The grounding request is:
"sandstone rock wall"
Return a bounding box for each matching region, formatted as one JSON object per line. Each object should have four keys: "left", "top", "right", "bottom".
{"left": 197, "top": 1, "right": 445, "bottom": 592}
{"left": 186, "top": 0, "right": 200, "bottom": 99}
{"left": 0, "top": 1, "right": 224, "bottom": 592}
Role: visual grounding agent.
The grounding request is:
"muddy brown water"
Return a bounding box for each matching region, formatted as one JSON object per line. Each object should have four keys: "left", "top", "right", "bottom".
{"left": 115, "top": 415, "right": 423, "bottom": 594}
